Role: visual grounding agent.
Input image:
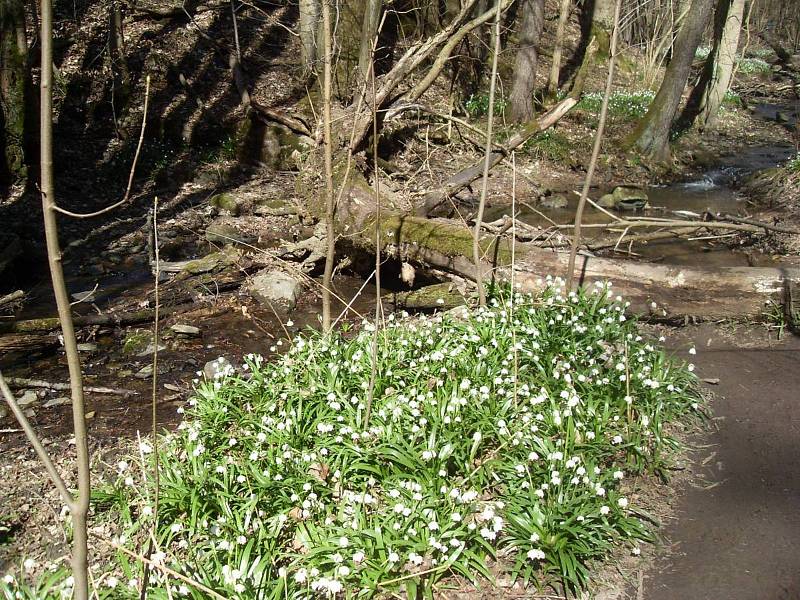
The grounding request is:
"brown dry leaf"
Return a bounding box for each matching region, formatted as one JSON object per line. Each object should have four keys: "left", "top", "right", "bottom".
{"left": 308, "top": 462, "right": 329, "bottom": 483}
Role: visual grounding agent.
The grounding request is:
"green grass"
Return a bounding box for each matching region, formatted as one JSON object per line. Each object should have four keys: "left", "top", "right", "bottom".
{"left": 524, "top": 130, "right": 572, "bottom": 162}
{"left": 576, "top": 91, "right": 655, "bottom": 121}
{"left": 465, "top": 93, "right": 508, "bottom": 119}
{"left": 787, "top": 152, "right": 800, "bottom": 174}
{"left": 2, "top": 281, "right": 704, "bottom": 599}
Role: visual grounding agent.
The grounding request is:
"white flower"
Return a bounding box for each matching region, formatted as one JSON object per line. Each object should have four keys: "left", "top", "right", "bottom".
{"left": 689, "top": 347, "right": 696, "bottom": 355}
{"left": 339, "top": 536, "right": 349, "bottom": 547}
{"left": 337, "top": 565, "right": 351, "bottom": 577}
{"left": 3, "top": 574, "right": 14, "bottom": 584}
{"left": 139, "top": 441, "right": 153, "bottom": 454}
{"left": 327, "top": 579, "right": 343, "bottom": 594}
{"left": 600, "top": 505, "right": 610, "bottom": 515}
{"left": 618, "top": 497, "right": 629, "bottom": 508}
{"left": 106, "top": 576, "right": 119, "bottom": 589}
{"left": 613, "top": 470, "right": 624, "bottom": 480}
{"left": 352, "top": 551, "right": 365, "bottom": 564}
{"left": 526, "top": 548, "right": 545, "bottom": 560}
{"left": 294, "top": 569, "right": 308, "bottom": 583}
{"left": 632, "top": 546, "right": 641, "bottom": 556}
{"left": 388, "top": 552, "right": 399, "bottom": 563}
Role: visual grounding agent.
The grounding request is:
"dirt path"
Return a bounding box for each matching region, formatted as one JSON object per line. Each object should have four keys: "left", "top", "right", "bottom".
{"left": 644, "top": 325, "right": 800, "bottom": 600}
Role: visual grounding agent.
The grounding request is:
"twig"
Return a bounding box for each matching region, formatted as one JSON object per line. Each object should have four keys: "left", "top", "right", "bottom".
{"left": 53, "top": 76, "right": 150, "bottom": 219}
{"left": 717, "top": 213, "right": 800, "bottom": 235}
{"left": 99, "top": 536, "right": 228, "bottom": 600}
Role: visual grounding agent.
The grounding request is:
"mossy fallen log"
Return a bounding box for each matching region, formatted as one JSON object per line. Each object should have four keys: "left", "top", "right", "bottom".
{"left": 354, "top": 213, "right": 800, "bottom": 321}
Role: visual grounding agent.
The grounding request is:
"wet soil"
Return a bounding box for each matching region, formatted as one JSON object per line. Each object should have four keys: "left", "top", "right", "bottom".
{"left": 644, "top": 324, "right": 800, "bottom": 600}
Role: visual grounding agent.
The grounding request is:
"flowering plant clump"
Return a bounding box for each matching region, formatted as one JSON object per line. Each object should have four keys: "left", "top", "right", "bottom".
{"left": 576, "top": 91, "right": 656, "bottom": 121}
{"left": 2, "top": 280, "right": 703, "bottom": 599}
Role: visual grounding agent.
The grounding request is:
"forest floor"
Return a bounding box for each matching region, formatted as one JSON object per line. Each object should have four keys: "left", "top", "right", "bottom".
{"left": 2, "top": 0, "right": 800, "bottom": 595}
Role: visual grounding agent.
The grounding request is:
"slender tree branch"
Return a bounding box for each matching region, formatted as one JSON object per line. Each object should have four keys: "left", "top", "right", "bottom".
{"left": 0, "top": 372, "right": 74, "bottom": 506}
{"left": 53, "top": 76, "right": 151, "bottom": 219}
{"left": 473, "top": 0, "right": 503, "bottom": 306}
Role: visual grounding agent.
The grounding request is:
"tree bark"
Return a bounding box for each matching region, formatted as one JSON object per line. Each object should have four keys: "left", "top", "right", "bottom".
{"left": 627, "top": 0, "right": 716, "bottom": 162}
{"left": 678, "top": 0, "right": 746, "bottom": 131}
{"left": 547, "top": 0, "right": 572, "bottom": 96}
{"left": 509, "top": 0, "right": 545, "bottom": 122}
{"left": 299, "top": 0, "right": 322, "bottom": 76}
{"left": 356, "top": 0, "right": 382, "bottom": 89}
{"left": 0, "top": 0, "right": 28, "bottom": 190}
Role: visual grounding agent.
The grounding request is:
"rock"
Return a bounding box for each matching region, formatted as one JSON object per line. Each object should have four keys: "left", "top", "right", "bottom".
{"left": 205, "top": 219, "right": 255, "bottom": 245}
{"left": 71, "top": 290, "right": 96, "bottom": 303}
{"left": 182, "top": 245, "right": 240, "bottom": 275}
{"left": 248, "top": 270, "right": 302, "bottom": 310}
{"left": 122, "top": 330, "right": 151, "bottom": 355}
{"left": 203, "top": 357, "right": 235, "bottom": 380}
{"left": 77, "top": 343, "right": 97, "bottom": 353}
{"left": 170, "top": 324, "right": 200, "bottom": 336}
{"left": 597, "top": 193, "right": 617, "bottom": 208}
{"left": 539, "top": 193, "right": 568, "bottom": 209}
{"left": 209, "top": 193, "right": 241, "bottom": 216}
{"left": 17, "top": 390, "right": 38, "bottom": 408}
{"left": 611, "top": 185, "right": 649, "bottom": 211}
{"left": 136, "top": 342, "right": 167, "bottom": 357}
{"left": 43, "top": 397, "right": 71, "bottom": 408}
{"left": 0, "top": 405, "right": 7, "bottom": 419}
{"left": 135, "top": 365, "right": 153, "bottom": 379}
{"left": 253, "top": 198, "right": 297, "bottom": 217}
{"left": 234, "top": 117, "right": 312, "bottom": 170}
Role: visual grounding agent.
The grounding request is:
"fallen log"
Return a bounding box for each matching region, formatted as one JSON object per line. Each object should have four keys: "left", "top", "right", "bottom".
{"left": 0, "top": 290, "right": 24, "bottom": 310}
{"left": 5, "top": 377, "right": 137, "bottom": 396}
{"left": 0, "top": 334, "right": 59, "bottom": 353}
{"left": 0, "top": 305, "right": 185, "bottom": 335}
{"left": 367, "top": 214, "right": 800, "bottom": 321}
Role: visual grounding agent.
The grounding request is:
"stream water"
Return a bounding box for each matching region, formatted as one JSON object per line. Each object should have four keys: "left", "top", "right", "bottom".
{"left": 488, "top": 134, "right": 797, "bottom": 267}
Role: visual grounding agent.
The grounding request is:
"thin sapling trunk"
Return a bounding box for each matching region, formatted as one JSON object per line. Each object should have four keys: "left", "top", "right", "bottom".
{"left": 473, "top": 0, "right": 502, "bottom": 306}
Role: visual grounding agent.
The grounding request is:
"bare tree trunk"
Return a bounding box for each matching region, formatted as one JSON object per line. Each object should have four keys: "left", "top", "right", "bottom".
{"left": 40, "top": 0, "right": 90, "bottom": 597}
{"left": 547, "top": 0, "right": 571, "bottom": 96}
{"left": 508, "top": 0, "right": 544, "bottom": 122}
{"left": 568, "top": 0, "right": 616, "bottom": 97}
{"left": 679, "top": 0, "right": 745, "bottom": 131}
{"left": 299, "top": 0, "right": 321, "bottom": 76}
{"left": 627, "top": 0, "right": 716, "bottom": 162}
{"left": 108, "top": 0, "right": 131, "bottom": 119}
{"left": 357, "top": 0, "right": 382, "bottom": 89}
{"left": 0, "top": 0, "right": 27, "bottom": 189}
